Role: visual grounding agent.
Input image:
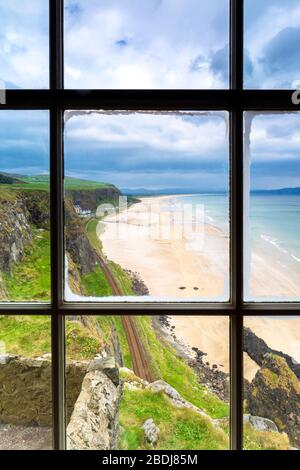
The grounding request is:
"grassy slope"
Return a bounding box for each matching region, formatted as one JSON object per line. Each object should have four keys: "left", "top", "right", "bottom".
{"left": 84, "top": 217, "right": 134, "bottom": 297}
{"left": 4, "top": 229, "right": 50, "bottom": 301}
{"left": 119, "top": 388, "right": 228, "bottom": 450}
{"left": 134, "top": 316, "right": 228, "bottom": 419}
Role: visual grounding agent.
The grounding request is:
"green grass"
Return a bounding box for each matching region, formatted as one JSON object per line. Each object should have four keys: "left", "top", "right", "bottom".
{"left": 95, "top": 316, "right": 132, "bottom": 369}
{"left": 243, "top": 423, "right": 290, "bottom": 450}
{"left": 0, "top": 316, "right": 51, "bottom": 357}
{"left": 134, "top": 316, "right": 229, "bottom": 420}
{"left": 85, "top": 218, "right": 104, "bottom": 253}
{"left": 3, "top": 229, "right": 50, "bottom": 301}
{"left": 84, "top": 218, "right": 134, "bottom": 297}
{"left": 81, "top": 265, "right": 114, "bottom": 297}
{"left": 65, "top": 319, "right": 102, "bottom": 360}
{"left": 108, "top": 261, "right": 134, "bottom": 295}
{"left": 0, "top": 175, "right": 113, "bottom": 192}
{"left": 119, "top": 388, "right": 228, "bottom": 450}
{"left": 0, "top": 315, "right": 104, "bottom": 360}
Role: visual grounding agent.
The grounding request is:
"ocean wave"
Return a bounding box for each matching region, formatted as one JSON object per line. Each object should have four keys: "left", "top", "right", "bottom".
{"left": 260, "top": 234, "right": 288, "bottom": 254}
{"left": 291, "top": 254, "right": 300, "bottom": 263}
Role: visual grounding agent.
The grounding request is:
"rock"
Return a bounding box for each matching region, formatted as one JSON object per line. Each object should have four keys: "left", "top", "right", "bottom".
{"left": 248, "top": 353, "right": 300, "bottom": 448}
{"left": 147, "top": 380, "right": 209, "bottom": 419}
{"left": 244, "top": 327, "right": 300, "bottom": 380}
{"left": 142, "top": 419, "right": 160, "bottom": 445}
{"left": 87, "top": 356, "right": 119, "bottom": 386}
{"left": 244, "top": 414, "right": 278, "bottom": 432}
{"left": 67, "top": 370, "right": 121, "bottom": 450}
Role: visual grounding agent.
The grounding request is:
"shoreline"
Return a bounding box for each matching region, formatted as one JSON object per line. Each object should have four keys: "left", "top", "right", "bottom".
{"left": 98, "top": 194, "right": 300, "bottom": 381}
{"left": 101, "top": 194, "right": 229, "bottom": 299}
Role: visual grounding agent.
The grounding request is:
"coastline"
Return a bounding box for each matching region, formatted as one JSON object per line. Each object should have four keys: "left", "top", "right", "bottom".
{"left": 99, "top": 194, "right": 300, "bottom": 381}
{"left": 101, "top": 195, "right": 229, "bottom": 299}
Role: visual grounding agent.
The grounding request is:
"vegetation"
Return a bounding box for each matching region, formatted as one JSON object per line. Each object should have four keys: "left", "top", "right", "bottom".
{"left": 0, "top": 316, "right": 51, "bottom": 357}
{"left": 243, "top": 423, "right": 290, "bottom": 450}
{"left": 81, "top": 266, "right": 114, "bottom": 297}
{"left": 119, "top": 388, "right": 228, "bottom": 450}
{"left": 3, "top": 229, "right": 50, "bottom": 301}
{"left": 134, "top": 316, "right": 229, "bottom": 419}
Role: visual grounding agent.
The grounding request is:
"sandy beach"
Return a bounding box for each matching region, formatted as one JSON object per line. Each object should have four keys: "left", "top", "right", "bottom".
{"left": 168, "top": 315, "right": 300, "bottom": 381}
{"left": 101, "top": 195, "right": 229, "bottom": 300}
{"left": 99, "top": 195, "right": 300, "bottom": 381}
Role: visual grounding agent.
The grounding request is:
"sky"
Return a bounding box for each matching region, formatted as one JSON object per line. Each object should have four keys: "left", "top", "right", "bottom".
{"left": 1, "top": 1, "right": 300, "bottom": 89}
{"left": 0, "top": 2, "right": 300, "bottom": 190}
{"left": 0, "top": 110, "right": 299, "bottom": 191}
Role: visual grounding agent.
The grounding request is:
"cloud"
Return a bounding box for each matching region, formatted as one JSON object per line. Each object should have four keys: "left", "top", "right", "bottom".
{"left": 64, "top": 0, "right": 229, "bottom": 89}
{"left": 64, "top": 112, "right": 229, "bottom": 190}
{"left": 245, "top": 1, "right": 300, "bottom": 88}
{"left": 0, "top": 0, "right": 48, "bottom": 89}
{"left": 260, "top": 27, "right": 300, "bottom": 75}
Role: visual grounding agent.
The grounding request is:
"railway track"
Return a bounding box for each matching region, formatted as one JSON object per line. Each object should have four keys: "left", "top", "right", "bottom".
{"left": 95, "top": 252, "right": 153, "bottom": 382}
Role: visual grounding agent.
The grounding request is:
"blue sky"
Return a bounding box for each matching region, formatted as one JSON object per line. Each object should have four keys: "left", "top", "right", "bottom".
{"left": 0, "top": 110, "right": 299, "bottom": 191}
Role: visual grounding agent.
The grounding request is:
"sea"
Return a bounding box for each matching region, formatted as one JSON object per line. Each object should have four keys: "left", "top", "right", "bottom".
{"left": 173, "top": 193, "right": 300, "bottom": 283}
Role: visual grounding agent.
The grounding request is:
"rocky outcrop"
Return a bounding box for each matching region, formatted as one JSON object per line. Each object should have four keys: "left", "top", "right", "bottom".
{"left": 65, "top": 198, "right": 98, "bottom": 275}
{"left": 68, "top": 186, "right": 121, "bottom": 212}
{"left": 244, "top": 327, "right": 300, "bottom": 380}
{"left": 0, "top": 354, "right": 87, "bottom": 426}
{"left": 248, "top": 353, "right": 300, "bottom": 448}
{"left": 244, "top": 414, "right": 279, "bottom": 432}
{"left": 67, "top": 360, "right": 121, "bottom": 450}
{"left": 0, "top": 190, "right": 49, "bottom": 276}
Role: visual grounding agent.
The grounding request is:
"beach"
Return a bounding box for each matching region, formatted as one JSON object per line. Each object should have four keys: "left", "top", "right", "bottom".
{"left": 100, "top": 195, "right": 300, "bottom": 380}
{"left": 101, "top": 195, "right": 229, "bottom": 300}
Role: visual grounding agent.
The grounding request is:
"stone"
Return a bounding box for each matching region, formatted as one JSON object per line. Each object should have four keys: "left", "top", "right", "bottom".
{"left": 67, "top": 370, "right": 121, "bottom": 450}
{"left": 87, "top": 356, "right": 119, "bottom": 386}
{"left": 146, "top": 380, "right": 209, "bottom": 419}
{"left": 243, "top": 414, "right": 278, "bottom": 433}
{"left": 0, "top": 354, "right": 87, "bottom": 426}
{"left": 142, "top": 419, "right": 160, "bottom": 446}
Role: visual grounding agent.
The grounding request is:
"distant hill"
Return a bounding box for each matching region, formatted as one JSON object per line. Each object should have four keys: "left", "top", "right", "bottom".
{"left": 0, "top": 173, "right": 115, "bottom": 191}
{"left": 0, "top": 173, "right": 25, "bottom": 185}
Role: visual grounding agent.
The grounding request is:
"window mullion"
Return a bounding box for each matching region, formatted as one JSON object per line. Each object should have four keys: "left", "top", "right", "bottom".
{"left": 230, "top": 0, "right": 244, "bottom": 451}
{"left": 49, "top": 0, "right": 65, "bottom": 451}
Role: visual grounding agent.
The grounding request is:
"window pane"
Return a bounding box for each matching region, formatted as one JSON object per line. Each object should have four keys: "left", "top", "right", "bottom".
{"left": 0, "top": 111, "right": 50, "bottom": 303}
{"left": 0, "top": 0, "right": 49, "bottom": 89}
{"left": 244, "top": 316, "right": 300, "bottom": 450}
{"left": 64, "top": 111, "right": 229, "bottom": 302}
{"left": 66, "top": 315, "right": 229, "bottom": 450}
{"left": 244, "top": 0, "right": 300, "bottom": 89}
{"left": 0, "top": 315, "right": 52, "bottom": 450}
{"left": 244, "top": 112, "right": 300, "bottom": 301}
{"left": 64, "top": 0, "right": 229, "bottom": 89}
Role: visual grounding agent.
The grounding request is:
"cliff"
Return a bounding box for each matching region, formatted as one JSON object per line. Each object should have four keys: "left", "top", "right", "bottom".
{"left": 244, "top": 327, "right": 300, "bottom": 380}
{"left": 248, "top": 353, "right": 300, "bottom": 448}
{"left": 67, "top": 186, "right": 121, "bottom": 211}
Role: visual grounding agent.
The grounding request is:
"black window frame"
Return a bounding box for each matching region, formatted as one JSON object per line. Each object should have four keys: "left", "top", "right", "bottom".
{"left": 0, "top": 0, "right": 300, "bottom": 450}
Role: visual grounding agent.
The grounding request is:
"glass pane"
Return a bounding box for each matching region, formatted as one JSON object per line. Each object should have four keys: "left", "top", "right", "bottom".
{"left": 64, "top": 0, "right": 229, "bottom": 89}
{"left": 64, "top": 111, "right": 229, "bottom": 302}
{"left": 66, "top": 315, "right": 229, "bottom": 450}
{"left": 244, "top": 112, "right": 300, "bottom": 301}
{"left": 244, "top": 0, "right": 300, "bottom": 89}
{"left": 0, "top": 0, "right": 49, "bottom": 89}
{"left": 0, "top": 111, "right": 50, "bottom": 303}
{"left": 244, "top": 316, "right": 300, "bottom": 450}
{"left": 0, "top": 315, "right": 52, "bottom": 450}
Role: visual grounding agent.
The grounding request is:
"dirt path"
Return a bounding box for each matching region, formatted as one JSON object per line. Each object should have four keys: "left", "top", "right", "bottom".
{"left": 95, "top": 252, "right": 153, "bottom": 382}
